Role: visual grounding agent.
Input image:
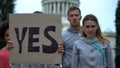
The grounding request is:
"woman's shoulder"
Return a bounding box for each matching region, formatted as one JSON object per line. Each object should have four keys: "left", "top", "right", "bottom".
{"left": 0, "top": 48, "right": 9, "bottom": 57}
{"left": 0, "top": 48, "right": 8, "bottom": 53}
{"left": 104, "top": 40, "right": 110, "bottom": 45}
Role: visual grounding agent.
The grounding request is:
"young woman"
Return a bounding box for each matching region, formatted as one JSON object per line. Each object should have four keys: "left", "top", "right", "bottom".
{"left": 71, "top": 14, "right": 114, "bottom": 68}
{"left": 0, "top": 20, "right": 13, "bottom": 68}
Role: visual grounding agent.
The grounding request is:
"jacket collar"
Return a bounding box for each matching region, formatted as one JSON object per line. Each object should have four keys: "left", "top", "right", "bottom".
{"left": 81, "top": 37, "right": 98, "bottom": 43}
{"left": 67, "top": 27, "right": 81, "bottom": 33}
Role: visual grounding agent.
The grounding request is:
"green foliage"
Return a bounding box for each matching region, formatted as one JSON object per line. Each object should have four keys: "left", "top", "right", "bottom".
{"left": 115, "top": 1, "right": 120, "bottom": 68}
{"left": 115, "top": 1, "right": 120, "bottom": 55}
{"left": 0, "top": 0, "right": 16, "bottom": 21}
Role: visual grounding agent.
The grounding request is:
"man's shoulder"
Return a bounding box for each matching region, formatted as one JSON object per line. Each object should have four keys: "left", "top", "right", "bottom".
{"left": 62, "top": 30, "right": 71, "bottom": 36}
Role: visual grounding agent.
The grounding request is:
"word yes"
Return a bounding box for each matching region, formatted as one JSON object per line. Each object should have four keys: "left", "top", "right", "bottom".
{"left": 14, "top": 26, "right": 58, "bottom": 54}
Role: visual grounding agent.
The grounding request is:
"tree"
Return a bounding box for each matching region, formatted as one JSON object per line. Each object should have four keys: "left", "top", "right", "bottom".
{"left": 115, "top": 1, "right": 120, "bottom": 68}
{"left": 0, "top": 0, "right": 15, "bottom": 21}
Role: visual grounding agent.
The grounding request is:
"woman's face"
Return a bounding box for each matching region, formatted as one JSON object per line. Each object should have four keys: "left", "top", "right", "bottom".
{"left": 83, "top": 20, "right": 98, "bottom": 38}
{"left": 4, "top": 29, "right": 10, "bottom": 41}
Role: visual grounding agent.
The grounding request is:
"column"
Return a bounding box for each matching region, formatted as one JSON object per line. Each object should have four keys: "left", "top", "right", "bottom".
{"left": 62, "top": 2, "right": 65, "bottom": 15}
{"left": 66, "top": 2, "right": 69, "bottom": 16}
{"left": 70, "top": 3, "right": 73, "bottom": 7}
{"left": 49, "top": 2, "right": 52, "bottom": 13}
{"left": 51, "top": 3, "right": 53, "bottom": 13}
{"left": 44, "top": 4, "right": 46, "bottom": 13}
{"left": 46, "top": 3, "right": 49, "bottom": 13}
{"left": 73, "top": 3, "right": 76, "bottom": 7}
{"left": 53, "top": 2, "right": 56, "bottom": 14}
{"left": 48, "top": 3, "right": 49, "bottom": 13}
{"left": 57, "top": 2, "right": 60, "bottom": 14}
{"left": 42, "top": 4, "right": 45, "bottom": 13}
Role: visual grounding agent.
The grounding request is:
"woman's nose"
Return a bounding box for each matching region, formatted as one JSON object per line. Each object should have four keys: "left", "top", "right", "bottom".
{"left": 88, "top": 28, "right": 92, "bottom": 31}
{"left": 7, "top": 37, "right": 10, "bottom": 41}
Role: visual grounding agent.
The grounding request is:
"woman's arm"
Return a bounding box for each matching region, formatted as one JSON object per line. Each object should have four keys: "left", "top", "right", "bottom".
{"left": 105, "top": 41, "right": 115, "bottom": 68}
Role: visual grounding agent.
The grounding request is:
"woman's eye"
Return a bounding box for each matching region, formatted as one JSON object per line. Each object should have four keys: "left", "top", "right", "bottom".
{"left": 91, "top": 25, "right": 95, "bottom": 28}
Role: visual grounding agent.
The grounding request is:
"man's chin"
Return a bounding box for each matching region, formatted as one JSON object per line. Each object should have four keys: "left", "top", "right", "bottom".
{"left": 72, "top": 24, "right": 79, "bottom": 27}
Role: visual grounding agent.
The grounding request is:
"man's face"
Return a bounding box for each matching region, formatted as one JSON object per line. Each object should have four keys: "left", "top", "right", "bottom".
{"left": 68, "top": 10, "right": 81, "bottom": 27}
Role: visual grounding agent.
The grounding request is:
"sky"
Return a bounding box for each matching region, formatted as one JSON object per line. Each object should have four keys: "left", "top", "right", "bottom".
{"left": 14, "top": 0, "right": 118, "bottom": 32}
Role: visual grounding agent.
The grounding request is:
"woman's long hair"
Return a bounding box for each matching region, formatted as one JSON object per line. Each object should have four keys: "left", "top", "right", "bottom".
{"left": 0, "top": 20, "right": 9, "bottom": 49}
{"left": 82, "top": 14, "right": 108, "bottom": 44}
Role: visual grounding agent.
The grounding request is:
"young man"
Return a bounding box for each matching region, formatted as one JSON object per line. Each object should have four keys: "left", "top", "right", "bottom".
{"left": 61, "top": 6, "right": 82, "bottom": 68}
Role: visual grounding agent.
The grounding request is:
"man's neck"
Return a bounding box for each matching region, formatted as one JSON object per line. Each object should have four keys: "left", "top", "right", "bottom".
{"left": 70, "top": 26, "right": 81, "bottom": 32}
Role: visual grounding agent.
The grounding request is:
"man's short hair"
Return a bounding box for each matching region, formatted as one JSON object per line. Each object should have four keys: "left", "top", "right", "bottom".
{"left": 67, "top": 6, "right": 81, "bottom": 16}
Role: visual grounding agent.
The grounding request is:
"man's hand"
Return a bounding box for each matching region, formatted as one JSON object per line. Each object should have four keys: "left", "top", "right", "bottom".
{"left": 57, "top": 42, "right": 64, "bottom": 53}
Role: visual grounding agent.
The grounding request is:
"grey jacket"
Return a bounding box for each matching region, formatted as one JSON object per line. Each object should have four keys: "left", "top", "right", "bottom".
{"left": 71, "top": 37, "right": 114, "bottom": 68}
{"left": 62, "top": 27, "right": 81, "bottom": 68}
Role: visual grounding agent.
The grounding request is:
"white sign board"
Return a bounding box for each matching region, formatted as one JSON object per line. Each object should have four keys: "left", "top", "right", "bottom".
{"left": 9, "top": 14, "right": 61, "bottom": 64}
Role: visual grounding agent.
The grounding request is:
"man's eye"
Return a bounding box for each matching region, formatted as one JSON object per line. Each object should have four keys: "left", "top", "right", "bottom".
{"left": 75, "top": 14, "right": 79, "bottom": 16}
{"left": 70, "top": 15, "right": 73, "bottom": 17}
{"left": 86, "top": 26, "right": 90, "bottom": 28}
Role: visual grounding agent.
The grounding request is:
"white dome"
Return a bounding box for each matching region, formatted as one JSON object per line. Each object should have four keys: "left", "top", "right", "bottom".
{"left": 41, "top": 0, "right": 80, "bottom": 16}
{"left": 41, "top": 0, "right": 80, "bottom": 31}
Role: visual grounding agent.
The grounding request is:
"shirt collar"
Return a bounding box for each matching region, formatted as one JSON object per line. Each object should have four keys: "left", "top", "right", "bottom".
{"left": 81, "top": 37, "right": 98, "bottom": 43}
{"left": 67, "top": 27, "right": 81, "bottom": 33}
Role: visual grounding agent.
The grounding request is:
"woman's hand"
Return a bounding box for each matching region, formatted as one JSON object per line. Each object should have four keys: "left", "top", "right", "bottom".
{"left": 5, "top": 41, "right": 13, "bottom": 50}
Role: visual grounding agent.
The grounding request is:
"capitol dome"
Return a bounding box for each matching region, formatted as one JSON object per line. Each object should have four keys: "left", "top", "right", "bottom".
{"left": 41, "top": 0, "right": 80, "bottom": 31}
{"left": 42, "top": 0, "right": 80, "bottom": 16}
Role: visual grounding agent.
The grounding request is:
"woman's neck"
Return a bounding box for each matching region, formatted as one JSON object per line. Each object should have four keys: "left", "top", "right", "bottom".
{"left": 86, "top": 36, "right": 96, "bottom": 39}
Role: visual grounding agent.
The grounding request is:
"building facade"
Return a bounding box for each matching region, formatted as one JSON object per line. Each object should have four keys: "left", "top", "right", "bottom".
{"left": 41, "top": 0, "right": 80, "bottom": 31}
{"left": 104, "top": 32, "right": 116, "bottom": 60}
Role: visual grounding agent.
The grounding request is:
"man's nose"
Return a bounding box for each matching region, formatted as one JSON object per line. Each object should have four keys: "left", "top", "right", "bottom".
{"left": 73, "top": 15, "right": 76, "bottom": 19}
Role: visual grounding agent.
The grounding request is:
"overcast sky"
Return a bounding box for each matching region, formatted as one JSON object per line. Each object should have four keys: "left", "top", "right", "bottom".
{"left": 14, "top": 0, "right": 118, "bottom": 32}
